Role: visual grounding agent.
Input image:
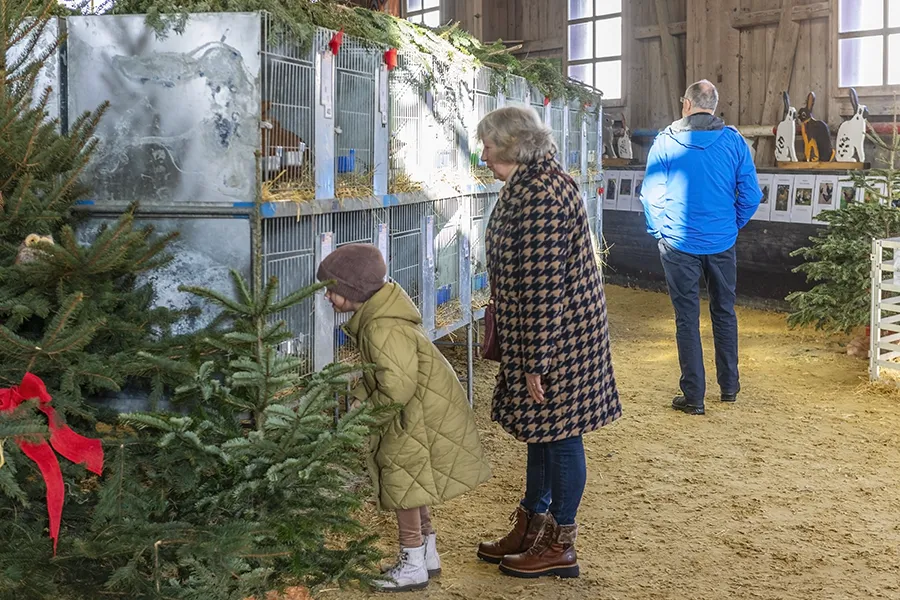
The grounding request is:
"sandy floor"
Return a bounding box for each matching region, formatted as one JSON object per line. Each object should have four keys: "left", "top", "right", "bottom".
{"left": 329, "top": 285, "right": 900, "bottom": 600}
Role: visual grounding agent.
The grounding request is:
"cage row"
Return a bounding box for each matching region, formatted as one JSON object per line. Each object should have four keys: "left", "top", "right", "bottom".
{"left": 29, "top": 12, "right": 603, "bottom": 208}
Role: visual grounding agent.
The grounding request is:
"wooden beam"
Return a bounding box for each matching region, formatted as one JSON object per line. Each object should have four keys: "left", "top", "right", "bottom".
{"left": 686, "top": 0, "right": 705, "bottom": 87}
{"left": 718, "top": 0, "right": 741, "bottom": 125}
{"left": 755, "top": 0, "right": 801, "bottom": 165}
{"left": 511, "top": 39, "right": 565, "bottom": 54}
{"left": 731, "top": 1, "right": 830, "bottom": 30}
{"left": 634, "top": 21, "right": 687, "bottom": 40}
{"left": 654, "top": 0, "right": 685, "bottom": 121}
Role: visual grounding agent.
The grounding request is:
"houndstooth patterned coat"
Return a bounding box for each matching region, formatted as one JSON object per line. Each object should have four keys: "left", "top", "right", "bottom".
{"left": 486, "top": 154, "right": 621, "bottom": 444}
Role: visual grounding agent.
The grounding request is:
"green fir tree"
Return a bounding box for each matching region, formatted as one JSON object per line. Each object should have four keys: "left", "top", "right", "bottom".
{"left": 788, "top": 111, "right": 900, "bottom": 333}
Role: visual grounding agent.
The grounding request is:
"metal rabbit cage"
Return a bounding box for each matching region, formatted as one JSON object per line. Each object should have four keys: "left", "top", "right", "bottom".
{"left": 54, "top": 11, "right": 603, "bottom": 405}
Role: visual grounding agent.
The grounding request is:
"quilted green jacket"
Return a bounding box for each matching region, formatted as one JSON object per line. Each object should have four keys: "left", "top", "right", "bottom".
{"left": 346, "top": 283, "right": 492, "bottom": 510}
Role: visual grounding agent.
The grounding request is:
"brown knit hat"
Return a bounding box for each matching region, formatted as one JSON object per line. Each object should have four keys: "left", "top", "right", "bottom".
{"left": 316, "top": 243, "right": 387, "bottom": 303}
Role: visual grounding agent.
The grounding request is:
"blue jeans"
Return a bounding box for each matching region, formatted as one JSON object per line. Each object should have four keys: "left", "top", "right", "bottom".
{"left": 658, "top": 239, "right": 740, "bottom": 403}
{"left": 521, "top": 436, "right": 586, "bottom": 526}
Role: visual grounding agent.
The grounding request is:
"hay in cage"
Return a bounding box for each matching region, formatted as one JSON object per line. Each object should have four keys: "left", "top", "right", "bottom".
{"left": 472, "top": 288, "right": 490, "bottom": 310}
{"left": 389, "top": 171, "right": 425, "bottom": 194}
{"left": 335, "top": 170, "right": 375, "bottom": 199}
{"left": 338, "top": 345, "right": 362, "bottom": 366}
{"left": 262, "top": 170, "right": 317, "bottom": 205}
{"left": 436, "top": 298, "right": 464, "bottom": 328}
{"left": 471, "top": 166, "right": 496, "bottom": 184}
{"left": 568, "top": 166, "right": 582, "bottom": 179}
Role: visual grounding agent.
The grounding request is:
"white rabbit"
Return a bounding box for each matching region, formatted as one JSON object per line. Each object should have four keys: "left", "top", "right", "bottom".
{"left": 836, "top": 88, "right": 868, "bottom": 163}
{"left": 775, "top": 91, "right": 798, "bottom": 162}
{"left": 616, "top": 112, "right": 633, "bottom": 160}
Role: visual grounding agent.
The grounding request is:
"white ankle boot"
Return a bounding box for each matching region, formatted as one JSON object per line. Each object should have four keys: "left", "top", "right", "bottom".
{"left": 374, "top": 543, "right": 429, "bottom": 592}
{"left": 381, "top": 534, "right": 442, "bottom": 578}
{"left": 424, "top": 532, "right": 442, "bottom": 577}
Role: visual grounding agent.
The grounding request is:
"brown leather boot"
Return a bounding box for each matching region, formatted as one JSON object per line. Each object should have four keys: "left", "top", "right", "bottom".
{"left": 498, "top": 515, "right": 579, "bottom": 579}
{"left": 476, "top": 506, "right": 548, "bottom": 564}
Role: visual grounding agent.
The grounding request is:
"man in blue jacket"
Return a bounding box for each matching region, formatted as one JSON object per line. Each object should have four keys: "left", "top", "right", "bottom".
{"left": 640, "top": 79, "right": 761, "bottom": 415}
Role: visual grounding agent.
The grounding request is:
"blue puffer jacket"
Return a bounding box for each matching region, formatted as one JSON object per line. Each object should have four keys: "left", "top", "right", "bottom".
{"left": 640, "top": 113, "right": 762, "bottom": 255}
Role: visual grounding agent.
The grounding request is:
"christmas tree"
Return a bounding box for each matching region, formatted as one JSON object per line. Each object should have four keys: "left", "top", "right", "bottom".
{"left": 788, "top": 111, "right": 900, "bottom": 333}
{"left": 75, "top": 271, "right": 384, "bottom": 599}
{"left": 2, "top": 3, "right": 383, "bottom": 596}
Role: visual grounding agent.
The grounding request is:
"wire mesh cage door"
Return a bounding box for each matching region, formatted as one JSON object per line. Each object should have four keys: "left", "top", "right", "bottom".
{"left": 567, "top": 101, "right": 584, "bottom": 179}
{"left": 550, "top": 98, "right": 565, "bottom": 165}
{"left": 504, "top": 75, "right": 529, "bottom": 109}
{"left": 389, "top": 52, "right": 426, "bottom": 193}
{"left": 529, "top": 83, "right": 547, "bottom": 122}
{"left": 585, "top": 104, "right": 600, "bottom": 176}
{"left": 470, "top": 193, "right": 498, "bottom": 315}
{"left": 261, "top": 215, "right": 320, "bottom": 375}
{"left": 432, "top": 197, "right": 469, "bottom": 333}
{"left": 260, "top": 15, "right": 316, "bottom": 200}
{"left": 334, "top": 33, "right": 378, "bottom": 198}
{"left": 389, "top": 202, "right": 430, "bottom": 314}
{"left": 331, "top": 209, "right": 388, "bottom": 363}
{"left": 427, "top": 59, "right": 467, "bottom": 190}
{"left": 472, "top": 68, "right": 498, "bottom": 183}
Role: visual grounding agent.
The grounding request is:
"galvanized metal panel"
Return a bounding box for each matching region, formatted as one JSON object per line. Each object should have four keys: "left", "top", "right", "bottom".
{"left": 76, "top": 216, "right": 251, "bottom": 335}
{"left": 66, "top": 13, "right": 262, "bottom": 206}
{"left": 9, "top": 17, "right": 62, "bottom": 124}
{"left": 314, "top": 231, "right": 335, "bottom": 371}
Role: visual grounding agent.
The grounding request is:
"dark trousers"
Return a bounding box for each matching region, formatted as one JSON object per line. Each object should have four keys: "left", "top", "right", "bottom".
{"left": 658, "top": 239, "right": 740, "bottom": 403}
{"left": 521, "top": 435, "right": 586, "bottom": 526}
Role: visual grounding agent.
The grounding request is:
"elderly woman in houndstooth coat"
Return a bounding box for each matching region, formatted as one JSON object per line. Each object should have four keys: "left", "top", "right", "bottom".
{"left": 474, "top": 106, "right": 621, "bottom": 580}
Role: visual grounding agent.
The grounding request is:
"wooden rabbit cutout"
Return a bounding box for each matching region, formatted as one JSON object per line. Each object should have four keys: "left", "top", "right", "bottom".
{"left": 836, "top": 88, "right": 868, "bottom": 163}
{"left": 616, "top": 113, "right": 633, "bottom": 160}
{"left": 775, "top": 91, "right": 798, "bottom": 162}
{"left": 798, "top": 92, "right": 834, "bottom": 162}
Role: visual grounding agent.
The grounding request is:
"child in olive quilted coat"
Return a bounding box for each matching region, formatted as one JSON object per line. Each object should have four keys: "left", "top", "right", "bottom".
{"left": 317, "top": 243, "right": 491, "bottom": 593}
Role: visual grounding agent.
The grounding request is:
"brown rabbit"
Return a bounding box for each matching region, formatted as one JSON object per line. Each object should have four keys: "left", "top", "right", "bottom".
{"left": 797, "top": 92, "right": 834, "bottom": 162}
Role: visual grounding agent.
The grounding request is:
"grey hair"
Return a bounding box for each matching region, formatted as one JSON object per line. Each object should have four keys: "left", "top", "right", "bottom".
{"left": 476, "top": 106, "right": 558, "bottom": 164}
{"left": 684, "top": 79, "right": 718, "bottom": 111}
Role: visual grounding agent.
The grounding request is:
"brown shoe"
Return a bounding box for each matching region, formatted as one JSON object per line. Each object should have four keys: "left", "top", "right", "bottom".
{"left": 477, "top": 506, "right": 548, "bottom": 565}
{"left": 498, "top": 515, "right": 579, "bottom": 579}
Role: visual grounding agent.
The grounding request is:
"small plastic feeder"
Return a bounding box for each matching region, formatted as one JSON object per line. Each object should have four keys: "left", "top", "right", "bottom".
{"left": 284, "top": 142, "right": 307, "bottom": 168}
{"left": 337, "top": 149, "right": 356, "bottom": 173}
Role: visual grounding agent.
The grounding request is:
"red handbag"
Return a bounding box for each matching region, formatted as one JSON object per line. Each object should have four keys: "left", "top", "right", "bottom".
{"left": 481, "top": 298, "right": 501, "bottom": 361}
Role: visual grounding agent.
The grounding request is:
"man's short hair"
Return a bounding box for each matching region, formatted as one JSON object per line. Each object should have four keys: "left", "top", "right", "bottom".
{"left": 684, "top": 80, "right": 718, "bottom": 112}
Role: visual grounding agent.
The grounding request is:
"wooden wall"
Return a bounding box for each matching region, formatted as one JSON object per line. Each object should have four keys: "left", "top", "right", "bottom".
{"left": 444, "top": 0, "right": 897, "bottom": 166}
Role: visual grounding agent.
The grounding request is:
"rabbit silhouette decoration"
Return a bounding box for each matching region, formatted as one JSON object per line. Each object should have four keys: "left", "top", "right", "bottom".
{"left": 775, "top": 92, "right": 798, "bottom": 162}
{"left": 616, "top": 113, "right": 633, "bottom": 160}
{"left": 603, "top": 113, "right": 618, "bottom": 159}
{"left": 798, "top": 92, "right": 834, "bottom": 162}
{"left": 836, "top": 88, "right": 868, "bottom": 163}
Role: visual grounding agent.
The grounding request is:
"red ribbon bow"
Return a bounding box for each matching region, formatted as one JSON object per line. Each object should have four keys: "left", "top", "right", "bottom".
{"left": 0, "top": 373, "right": 104, "bottom": 554}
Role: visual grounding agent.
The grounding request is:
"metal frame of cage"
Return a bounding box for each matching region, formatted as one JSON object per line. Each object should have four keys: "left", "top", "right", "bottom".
{"left": 257, "top": 22, "right": 399, "bottom": 203}
{"left": 431, "top": 196, "right": 472, "bottom": 339}
{"left": 259, "top": 15, "right": 317, "bottom": 197}
{"left": 59, "top": 11, "right": 605, "bottom": 406}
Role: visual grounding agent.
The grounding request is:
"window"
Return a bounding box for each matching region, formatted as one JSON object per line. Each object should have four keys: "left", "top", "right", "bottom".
{"left": 567, "top": 0, "right": 623, "bottom": 101}
{"left": 406, "top": 0, "right": 441, "bottom": 28}
{"left": 837, "top": 0, "right": 900, "bottom": 88}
